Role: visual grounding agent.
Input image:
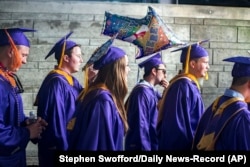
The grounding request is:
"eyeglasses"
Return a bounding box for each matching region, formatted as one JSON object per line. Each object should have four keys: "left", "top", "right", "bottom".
{"left": 156, "top": 68, "right": 166, "bottom": 74}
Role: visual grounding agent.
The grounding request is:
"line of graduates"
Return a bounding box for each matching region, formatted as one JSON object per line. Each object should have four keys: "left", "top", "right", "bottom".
{"left": 0, "top": 27, "right": 250, "bottom": 167}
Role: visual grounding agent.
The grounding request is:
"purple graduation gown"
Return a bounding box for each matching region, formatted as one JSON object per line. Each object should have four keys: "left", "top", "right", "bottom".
{"left": 158, "top": 78, "right": 204, "bottom": 150}
{"left": 35, "top": 71, "right": 82, "bottom": 166}
{"left": 0, "top": 74, "right": 30, "bottom": 167}
{"left": 193, "top": 90, "right": 250, "bottom": 150}
{"left": 69, "top": 88, "right": 124, "bottom": 151}
{"left": 125, "top": 81, "right": 160, "bottom": 150}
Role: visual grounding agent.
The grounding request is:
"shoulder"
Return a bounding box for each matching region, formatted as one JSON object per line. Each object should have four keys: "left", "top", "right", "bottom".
{"left": 170, "top": 77, "right": 196, "bottom": 90}
{"left": 88, "top": 88, "right": 113, "bottom": 102}
{"left": 130, "top": 84, "right": 154, "bottom": 96}
{"left": 42, "top": 72, "right": 67, "bottom": 86}
{"left": 236, "top": 108, "right": 250, "bottom": 122}
{"left": 134, "top": 84, "right": 151, "bottom": 90}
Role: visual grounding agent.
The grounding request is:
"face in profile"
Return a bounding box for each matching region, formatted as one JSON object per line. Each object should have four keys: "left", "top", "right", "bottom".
{"left": 191, "top": 56, "right": 209, "bottom": 78}
{"left": 10, "top": 45, "right": 29, "bottom": 72}
{"left": 155, "top": 64, "right": 166, "bottom": 85}
{"left": 68, "top": 46, "right": 83, "bottom": 73}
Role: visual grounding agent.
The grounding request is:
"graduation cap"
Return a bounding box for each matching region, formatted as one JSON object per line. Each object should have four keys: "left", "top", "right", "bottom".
{"left": 0, "top": 28, "right": 36, "bottom": 71}
{"left": 82, "top": 34, "right": 117, "bottom": 71}
{"left": 45, "top": 31, "right": 79, "bottom": 68}
{"left": 82, "top": 35, "right": 125, "bottom": 93}
{"left": 138, "top": 52, "right": 164, "bottom": 74}
{"left": 223, "top": 56, "right": 250, "bottom": 78}
{"left": 0, "top": 27, "right": 36, "bottom": 47}
{"left": 171, "top": 40, "right": 209, "bottom": 78}
{"left": 93, "top": 46, "right": 126, "bottom": 70}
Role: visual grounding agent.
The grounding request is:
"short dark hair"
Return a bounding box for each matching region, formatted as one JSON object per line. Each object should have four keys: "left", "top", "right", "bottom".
{"left": 143, "top": 65, "right": 161, "bottom": 78}
{"left": 232, "top": 76, "right": 250, "bottom": 86}
{"left": 56, "top": 44, "right": 80, "bottom": 64}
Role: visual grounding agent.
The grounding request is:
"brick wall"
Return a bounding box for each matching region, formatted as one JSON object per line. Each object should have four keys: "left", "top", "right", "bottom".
{"left": 0, "top": 0, "right": 249, "bottom": 165}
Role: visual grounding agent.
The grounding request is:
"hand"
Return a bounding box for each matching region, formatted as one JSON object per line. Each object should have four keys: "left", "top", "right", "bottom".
{"left": 26, "top": 117, "right": 48, "bottom": 139}
{"left": 160, "top": 78, "right": 169, "bottom": 89}
{"left": 26, "top": 121, "right": 43, "bottom": 139}
{"left": 36, "top": 117, "right": 48, "bottom": 130}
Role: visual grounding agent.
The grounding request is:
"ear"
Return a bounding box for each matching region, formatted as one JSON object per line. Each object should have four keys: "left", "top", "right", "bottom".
{"left": 189, "top": 60, "right": 196, "bottom": 69}
{"left": 7, "top": 47, "right": 13, "bottom": 58}
{"left": 152, "top": 67, "right": 157, "bottom": 76}
{"left": 63, "top": 54, "right": 70, "bottom": 63}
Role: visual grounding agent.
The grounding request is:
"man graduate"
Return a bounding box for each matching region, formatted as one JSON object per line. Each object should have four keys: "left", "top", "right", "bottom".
{"left": 35, "top": 32, "right": 83, "bottom": 166}
{"left": 157, "top": 41, "right": 210, "bottom": 150}
{"left": 193, "top": 56, "right": 250, "bottom": 151}
{"left": 125, "top": 53, "right": 168, "bottom": 150}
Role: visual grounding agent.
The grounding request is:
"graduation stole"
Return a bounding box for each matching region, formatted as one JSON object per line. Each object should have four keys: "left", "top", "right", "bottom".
{"left": 67, "top": 83, "right": 109, "bottom": 131}
{"left": 49, "top": 69, "right": 73, "bottom": 86}
{"left": 196, "top": 96, "right": 245, "bottom": 150}
{"left": 157, "top": 73, "right": 200, "bottom": 124}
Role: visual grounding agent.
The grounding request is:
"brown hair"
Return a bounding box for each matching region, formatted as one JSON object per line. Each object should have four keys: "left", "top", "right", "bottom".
{"left": 79, "top": 56, "right": 129, "bottom": 133}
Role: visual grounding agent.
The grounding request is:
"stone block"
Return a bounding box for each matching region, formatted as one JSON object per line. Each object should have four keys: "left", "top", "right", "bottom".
{"left": 12, "top": 13, "right": 68, "bottom": 20}
{"left": 191, "top": 25, "right": 237, "bottom": 42}
{"left": 238, "top": 27, "right": 250, "bottom": 43}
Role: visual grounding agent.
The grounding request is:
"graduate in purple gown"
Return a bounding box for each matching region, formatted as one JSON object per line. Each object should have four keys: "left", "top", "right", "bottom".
{"left": 34, "top": 32, "right": 83, "bottom": 166}
{"left": 193, "top": 56, "right": 250, "bottom": 151}
{"left": 68, "top": 45, "right": 130, "bottom": 151}
{"left": 157, "top": 42, "right": 210, "bottom": 150}
{"left": 0, "top": 28, "right": 47, "bottom": 167}
{"left": 125, "top": 53, "right": 168, "bottom": 150}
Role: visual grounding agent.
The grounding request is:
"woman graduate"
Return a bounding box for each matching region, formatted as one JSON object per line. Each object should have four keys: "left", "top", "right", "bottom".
{"left": 68, "top": 42, "right": 130, "bottom": 151}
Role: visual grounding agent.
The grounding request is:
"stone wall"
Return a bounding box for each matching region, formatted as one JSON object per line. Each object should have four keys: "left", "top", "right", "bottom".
{"left": 0, "top": 0, "right": 249, "bottom": 165}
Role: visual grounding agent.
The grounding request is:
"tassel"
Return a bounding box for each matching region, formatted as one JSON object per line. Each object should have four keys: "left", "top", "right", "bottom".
{"left": 58, "top": 38, "right": 66, "bottom": 68}
{"left": 4, "top": 29, "right": 22, "bottom": 71}
{"left": 184, "top": 45, "right": 191, "bottom": 74}
{"left": 205, "top": 72, "right": 208, "bottom": 80}
{"left": 84, "top": 66, "right": 89, "bottom": 90}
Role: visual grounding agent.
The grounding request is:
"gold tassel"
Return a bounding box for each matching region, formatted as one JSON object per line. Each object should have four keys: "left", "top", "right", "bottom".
{"left": 184, "top": 45, "right": 191, "bottom": 74}
{"left": 84, "top": 65, "right": 89, "bottom": 90}
{"left": 205, "top": 72, "right": 208, "bottom": 80}
{"left": 58, "top": 39, "right": 66, "bottom": 68}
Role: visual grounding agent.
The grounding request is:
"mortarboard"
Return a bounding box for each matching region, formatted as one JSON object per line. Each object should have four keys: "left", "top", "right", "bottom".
{"left": 138, "top": 53, "right": 164, "bottom": 73}
{"left": 0, "top": 27, "right": 36, "bottom": 47}
{"left": 223, "top": 56, "right": 250, "bottom": 78}
{"left": 171, "top": 40, "right": 209, "bottom": 78}
{"left": 172, "top": 39, "right": 209, "bottom": 63}
{"left": 81, "top": 35, "right": 120, "bottom": 93}
{"left": 93, "top": 46, "right": 126, "bottom": 70}
{"left": 45, "top": 31, "right": 79, "bottom": 61}
{"left": 82, "top": 35, "right": 116, "bottom": 71}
